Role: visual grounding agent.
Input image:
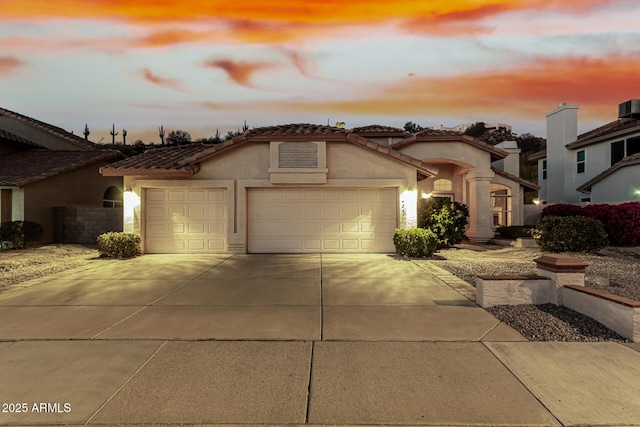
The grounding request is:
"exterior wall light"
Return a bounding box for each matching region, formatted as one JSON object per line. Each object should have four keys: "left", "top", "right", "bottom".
{"left": 422, "top": 192, "right": 432, "bottom": 199}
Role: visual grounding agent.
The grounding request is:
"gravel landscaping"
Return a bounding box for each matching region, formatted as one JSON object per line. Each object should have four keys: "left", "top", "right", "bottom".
{"left": 432, "top": 243, "right": 640, "bottom": 342}
{"left": 0, "top": 244, "right": 98, "bottom": 288}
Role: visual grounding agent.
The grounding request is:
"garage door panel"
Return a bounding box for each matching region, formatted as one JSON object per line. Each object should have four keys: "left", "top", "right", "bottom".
{"left": 145, "top": 188, "right": 227, "bottom": 253}
{"left": 248, "top": 188, "right": 397, "bottom": 253}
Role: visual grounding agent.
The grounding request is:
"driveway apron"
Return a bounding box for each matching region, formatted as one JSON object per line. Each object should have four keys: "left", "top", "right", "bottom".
{"left": 1, "top": 253, "right": 639, "bottom": 425}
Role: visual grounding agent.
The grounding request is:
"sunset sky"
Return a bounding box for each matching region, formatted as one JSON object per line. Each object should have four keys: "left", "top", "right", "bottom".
{"left": 2, "top": 0, "right": 640, "bottom": 144}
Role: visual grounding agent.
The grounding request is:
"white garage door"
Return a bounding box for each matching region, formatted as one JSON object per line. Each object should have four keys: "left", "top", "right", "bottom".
{"left": 145, "top": 188, "right": 227, "bottom": 253}
{"left": 248, "top": 188, "right": 397, "bottom": 253}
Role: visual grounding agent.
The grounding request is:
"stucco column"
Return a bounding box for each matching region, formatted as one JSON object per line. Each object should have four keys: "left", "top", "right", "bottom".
{"left": 466, "top": 169, "right": 495, "bottom": 243}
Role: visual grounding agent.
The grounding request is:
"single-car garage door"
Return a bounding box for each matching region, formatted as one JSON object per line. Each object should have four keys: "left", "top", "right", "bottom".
{"left": 248, "top": 188, "right": 396, "bottom": 253}
{"left": 145, "top": 188, "right": 227, "bottom": 253}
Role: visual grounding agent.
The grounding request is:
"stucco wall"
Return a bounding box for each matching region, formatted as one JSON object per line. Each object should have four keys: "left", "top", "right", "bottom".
{"left": 24, "top": 163, "right": 123, "bottom": 242}
{"left": 590, "top": 165, "right": 640, "bottom": 203}
{"left": 197, "top": 143, "right": 270, "bottom": 179}
{"left": 397, "top": 141, "right": 491, "bottom": 169}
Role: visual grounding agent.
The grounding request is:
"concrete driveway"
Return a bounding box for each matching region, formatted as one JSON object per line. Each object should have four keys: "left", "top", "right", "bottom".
{"left": 1, "top": 254, "right": 640, "bottom": 426}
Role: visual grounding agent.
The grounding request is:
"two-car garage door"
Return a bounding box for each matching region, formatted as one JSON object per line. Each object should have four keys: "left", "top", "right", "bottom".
{"left": 145, "top": 187, "right": 397, "bottom": 253}
{"left": 247, "top": 188, "right": 396, "bottom": 253}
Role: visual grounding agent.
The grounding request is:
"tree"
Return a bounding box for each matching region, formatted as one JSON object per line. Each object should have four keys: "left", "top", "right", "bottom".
{"left": 404, "top": 121, "right": 424, "bottom": 133}
{"left": 166, "top": 130, "right": 192, "bottom": 145}
{"left": 463, "top": 122, "right": 486, "bottom": 138}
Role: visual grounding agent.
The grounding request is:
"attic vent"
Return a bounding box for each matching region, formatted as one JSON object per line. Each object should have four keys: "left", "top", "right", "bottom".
{"left": 279, "top": 142, "right": 318, "bottom": 168}
{"left": 618, "top": 99, "right": 640, "bottom": 118}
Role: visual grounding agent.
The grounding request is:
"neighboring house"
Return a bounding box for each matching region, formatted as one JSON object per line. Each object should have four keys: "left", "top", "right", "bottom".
{"left": 532, "top": 100, "right": 640, "bottom": 204}
{"left": 0, "top": 107, "right": 124, "bottom": 243}
{"left": 100, "top": 123, "right": 538, "bottom": 254}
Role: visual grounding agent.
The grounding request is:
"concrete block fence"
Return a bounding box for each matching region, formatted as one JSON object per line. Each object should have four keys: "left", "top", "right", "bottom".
{"left": 54, "top": 207, "right": 123, "bottom": 244}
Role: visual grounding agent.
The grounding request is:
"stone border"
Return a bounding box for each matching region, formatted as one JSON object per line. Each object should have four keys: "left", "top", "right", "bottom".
{"left": 476, "top": 255, "right": 640, "bottom": 342}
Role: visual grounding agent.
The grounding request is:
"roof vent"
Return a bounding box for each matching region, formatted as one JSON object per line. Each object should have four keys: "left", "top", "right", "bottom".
{"left": 618, "top": 99, "right": 640, "bottom": 118}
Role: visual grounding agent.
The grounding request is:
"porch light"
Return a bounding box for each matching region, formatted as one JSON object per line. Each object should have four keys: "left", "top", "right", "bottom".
{"left": 533, "top": 198, "right": 541, "bottom": 205}
{"left": 123, "top": 190, "right": 140, "bottom": 233}
{"left": 635, "top": 189, "right": 640, "bottom": 196}
{"left": 422, "top": 192, "right": 432, "bottom": 199}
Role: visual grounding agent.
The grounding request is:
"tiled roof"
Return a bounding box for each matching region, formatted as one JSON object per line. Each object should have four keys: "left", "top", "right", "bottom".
{"left": 100, "top": 144, "right": 209, "bottom": 176}
{"left": 567, "top": 117, "right": 640, "bottom": 149}
{"left": 415, "top": 128, "right": 464, "bottom": 137}
{"left": 0, "top": 150, "right": 123, "bottom": 187}
{"left": 492, "top": 168, "right": 540, "bottom": 191}
{"left": 0, "top": 129, "right": 43, "bottom": 148}
{"left": 0, "top": 106, "right": 97, "bottom": 150}
{"left": 576, "top": 153, "right": 640, "bottom": 193}
{"left": 391, "top": 131, "right": 508, "bottom": 162}
{"left": 350, "top": 125, "right": 410, "bottom": 137}
{"left": 101, "top": 124, "right": 439, "bottom": 178}
{"left": 244, "top": 123, "right": 348, "bottom": 138}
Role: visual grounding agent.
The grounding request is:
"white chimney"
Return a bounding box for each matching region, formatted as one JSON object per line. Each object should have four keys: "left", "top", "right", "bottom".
{"left": 494, "top": 140, "right": 521, "bottom": 177}
{"left": 546, "top": 103, "right": 579, "bottom": 204}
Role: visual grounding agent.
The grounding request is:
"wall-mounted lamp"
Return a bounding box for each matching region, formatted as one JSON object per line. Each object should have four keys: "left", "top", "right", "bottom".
{"left": 422, "top": 192, "right": 432, "bottom": 199}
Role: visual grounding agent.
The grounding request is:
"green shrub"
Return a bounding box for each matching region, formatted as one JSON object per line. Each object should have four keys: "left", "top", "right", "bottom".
{"left": 418, "top": 197, "right": 469, "bottom": 248}
{"left": 496, "top": 225, "right": 536, "bottom": 239}
{"left": 536, "top": 216, "right": 608, "bottom": 253}
{"left": 97, "top": 232, "right": 141, "bottom": 258}
{"left": 393, "top": 228, "right": 438, "bottom": 258}
{"left": 0, "top": 220, "right": 43, "bottom": 250}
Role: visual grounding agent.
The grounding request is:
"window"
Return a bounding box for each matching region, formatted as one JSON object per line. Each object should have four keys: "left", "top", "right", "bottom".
{"left": 490, "top": 184, "right": 512, "bottom": 227}
{"left": 433, "top": 178, "right": 453, "bottom": 192}
{"left": 627, "top": 136, "right": 640, "bottom": 157}
{"left": 576, "top": 150, "right": 585, "bottom": 174}
{"left": 611, "top": 140, "right": 625, "bottom": 166}
{"left": 103, "top": 186, "right": 123, "bottom": 208}
{"left": 542, "top": 160, "right": 547, "bottom": 180}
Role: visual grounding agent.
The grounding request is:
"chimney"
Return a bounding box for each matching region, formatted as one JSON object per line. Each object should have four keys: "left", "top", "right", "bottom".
{"left": 493, "top": 140, "right": 521, "bottom": 177}
{"left": 546, "top": 103, "right": 579, "bottom": 204}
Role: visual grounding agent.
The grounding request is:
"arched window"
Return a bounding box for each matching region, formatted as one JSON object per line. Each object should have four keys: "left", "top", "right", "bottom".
{"left": 490, "top": 183, "right": 512, "bottom": 227}
{"left": 433, "top": 179, "right": 453, "bottom": 192}
{"left": 103, "top": 186, "right": 123, "bottom": 208}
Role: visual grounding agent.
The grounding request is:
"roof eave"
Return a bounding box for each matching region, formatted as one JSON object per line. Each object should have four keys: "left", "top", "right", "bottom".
{"left": 100, "top": 166, "right": 198, "bottom": 177}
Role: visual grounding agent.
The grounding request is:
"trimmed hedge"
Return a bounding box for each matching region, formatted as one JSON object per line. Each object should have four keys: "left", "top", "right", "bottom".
{"left": 496, "top": 225, "right": 536, "bottom": 239}
{"left": 393, "top": 228, "right": 438, "bottom": 258}
{"left": 539, "top": 202, "right": 640, "bottom": 246}
{"left": 536, "top": 216, "right": 608, "bottom": 253}
{"left": 97, "top": 232, "right": 141, "bottom": 258}
{"left": 0, "top": 220, "right": 43, "bottom": 250}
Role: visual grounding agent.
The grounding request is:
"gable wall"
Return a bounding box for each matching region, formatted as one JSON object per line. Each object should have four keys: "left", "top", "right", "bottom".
{"left": 396, "top": 141, "right": 492, "bottom": 169}
{"left": 590, "top": 165, "right": 640, "bottom": 203}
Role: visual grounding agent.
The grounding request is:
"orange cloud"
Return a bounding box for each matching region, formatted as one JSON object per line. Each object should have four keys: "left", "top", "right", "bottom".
{"left": 0, "top": 56, "right": 25, "bottom": 76}
{"left": 140, "top": 68, "right": 189, "bottom": 92}
{"left": 2, "top": 1, "right": 618, "bottom": 25}
{"left": 258, "top": 54, "right": 640, "bottom": 122}
{"left": 202, "top": 58, "right": 272, "bottom": 87}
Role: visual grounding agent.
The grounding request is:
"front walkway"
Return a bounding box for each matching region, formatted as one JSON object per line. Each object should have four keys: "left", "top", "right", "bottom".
{"left": 0, "top": 254, "right": 639, "bottom": 425}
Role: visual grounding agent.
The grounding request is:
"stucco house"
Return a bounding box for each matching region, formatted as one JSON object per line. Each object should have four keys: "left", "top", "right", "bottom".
{"left": 100, "top": 123, "right": 538, "bottom": 254}
{"left": 531, "top": 100, "right": 640, "bottom": 204}
{"left": 0, "top": 107, "right": 124, "bottom": 243}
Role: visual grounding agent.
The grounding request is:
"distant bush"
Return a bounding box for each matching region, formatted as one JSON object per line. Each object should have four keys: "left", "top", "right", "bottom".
{"left": 0, "top": 221, "right": 43, "bottom": 250}
{"left": 393, "top": 228, "right": 438, "bottom": 258}
{"left": 418, "top": 197, "right": 469, "bottom": 248}
{"left": 496, "top": 225, "right": 536, "bottom": 239}
{"left": 583, "top": 202, "right": 640, "bottom": 246}
{"left": 541, "top": 204, "right": 585, "bottom": 218}
{"left": 97, "top": 232, "right": 141, "bottom": 258}
{"left": 536, "top": 216, "right": 608, "bottom": 253}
